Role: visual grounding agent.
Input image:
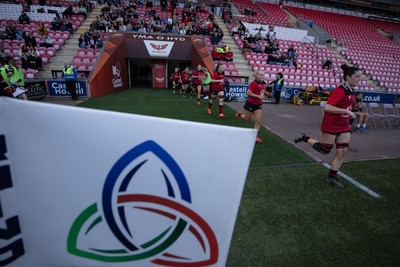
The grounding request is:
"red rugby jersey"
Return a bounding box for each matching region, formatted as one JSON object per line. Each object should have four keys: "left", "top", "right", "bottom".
{"left": 247, "top": 79, "right": 266, "bottom": 105}
{"left": 321, "top": 84, "right": 355, "bottom": 133}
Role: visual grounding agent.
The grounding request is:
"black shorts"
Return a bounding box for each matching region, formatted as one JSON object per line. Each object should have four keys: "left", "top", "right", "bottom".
{"left": 243, "top": 101, "right": 262, "bottom": 112}
{"left": 322, "top": 131, "right": 350, "bottom": 136}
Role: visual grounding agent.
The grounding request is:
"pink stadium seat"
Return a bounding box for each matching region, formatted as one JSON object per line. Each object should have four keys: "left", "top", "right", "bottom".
{"left": 77, "top": 65, "right": 87, "bottom": 71}
{"left": 73, "top": 57, "right": 82, "bottom": 64}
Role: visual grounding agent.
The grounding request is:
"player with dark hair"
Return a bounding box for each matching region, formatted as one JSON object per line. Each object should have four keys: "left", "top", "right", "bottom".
{"left": 294, "top": 66, "right": 361, "bottom": 189}
{"left": 191, "top": 64, "right": 204, "bottom": 105}
{"left": 234, "top": 70, "right": 266, "bottom": 143}
{"left": 180, "top": 67, "right": 190, "bottom": 98}
{"left": 207, "top": 63, "right": 226, "bottom": 118}
{"left": 170, "top": 67, "right": 181, "bottom": 95}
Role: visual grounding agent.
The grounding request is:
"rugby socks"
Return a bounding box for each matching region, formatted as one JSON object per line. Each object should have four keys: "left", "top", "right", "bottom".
{"left": 218, "top": 105, "right": 223, "bottom": 114}
{"left": 208, "top": 102, "right": 212, "bottom": 109}
{"left": 302, "top": 134, "right": 310, "bottom": 142}
{"left": 328, "top": 169, "right": 338, "bottom": 179}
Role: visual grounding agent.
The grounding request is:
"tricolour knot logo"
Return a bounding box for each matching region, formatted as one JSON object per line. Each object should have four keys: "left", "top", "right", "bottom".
{"left": 67, "top": 140, "right": 219, "bottom": 266}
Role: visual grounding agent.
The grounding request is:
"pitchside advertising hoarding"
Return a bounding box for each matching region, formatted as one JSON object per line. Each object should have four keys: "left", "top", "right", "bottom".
{"left": 25, "top": 80, "right": 47, "bottom": 98}
{"left": 0, "top": 98, "right": 256, "bottom": 267}
{"left": 46, "top": 80, "right": 88, "bottom": 97}
{"left": 227, "top": 84, "right": 398, "bottom": 104}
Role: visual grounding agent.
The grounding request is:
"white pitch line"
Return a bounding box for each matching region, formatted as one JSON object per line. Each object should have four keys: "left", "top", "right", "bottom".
{"left": 322, "top": 163, "right": 381, "bottom": 198}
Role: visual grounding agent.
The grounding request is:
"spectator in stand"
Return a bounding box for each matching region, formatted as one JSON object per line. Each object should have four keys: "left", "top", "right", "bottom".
{"left": 18, "top": 11, "right": 30, "bottom": 25}
{"left": 323, "top": 58, "right": 332, "bottom": 70}
{"left": 78, "top": 34, "right": 87, "bottom": 48}
{"left": 242, "top": 40, "right": 252, "bottom": 54}
{"left": 5, "top": 25, "right": 17, "bottom": 40}
{"left": 245, "top": 34, "right": 256, "bottom": 44}
{"left": 264, "top": 41, "right": 273, "bottom": 54}
{"left": 39, "top": 34, "right": 53, "bottom": 48}
{"left": 72, "top": 4, "right": 80, "bottom": 15}
{"left": 79, "top": 4, "right": 88, "bottom": 19}
{"left": 231, "top": 23, "right": 239, "bottom": 36}
{"left": 26, "top": 45, "right": 42, "bottom": 70}
{"left": 51, "top": 17, "right": 62, "bottom": 31}
{"left": 267, "top": 54, "right": 279, "bottom": 64}
{"left": 271, "top": 40, "right": 279, "bottom": 54}
{"left": 217, "top": 28, "right": 224, "bottom": 40}
{"left": 160, "top": 0, "right": 167, "bottom": 11}
{"left": 225, "top": 49, "right": 233, "bottom": 61}
{"left": 19, "top": 45, "right": 30, "bottom": 70}
{"left": 270, "top": 31, "right": 277, "bottom": 41}
{"left": 210, "top": 32, "right": 220, "bottom": 45}
{"left": 137, "top": 24, "right": 147, "bottom": 33}
{"left": 253, "top": 40, "right": 263, "bottom": 54}
{"left": 62, "top": 19, "right": 73, "bottom": 34}
{"left": 24, "top": 31, "right": 36, "bottom": 47}
{"left": 146, "top": 0, "right": 153, "bottom": 8}
{"left": 287, "top": 45, "right": 297, "bottom": 57}
{"left": 37, "top": 22, "right": 48, "bottom": 36}
{"left": 351, "top": 92, "right": 369, "bottom": 133}
{"left": 244, "top": 6, "right": 250, "bottom": 15}
{"left": 235, "top": 70, "right": 266, "bottom": 143}
{"left": 95, "top": 37, "right": 103, "bottom": 49}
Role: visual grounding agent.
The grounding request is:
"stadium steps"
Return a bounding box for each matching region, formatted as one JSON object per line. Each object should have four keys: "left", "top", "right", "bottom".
{"left": 36, "top": 6, "right": 103, "bottom": 79}
{"left": 332, "top": 47, "right": 383, "bottom": 91}
{"left": 214, "top": 16, "right": 253, "bottom": 80}
{"left": 282, "top": 8, "right": 297, "bottom": 28}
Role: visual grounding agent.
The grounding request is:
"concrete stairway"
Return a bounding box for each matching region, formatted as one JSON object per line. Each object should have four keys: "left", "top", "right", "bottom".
{"left": 282, "top": 8, "right": 297, "bottom": 28}
{"left": 38, "top": 5, "right": 102, "bottom": 79}
{"left": 214, "top": 16, "right": 253, "bottom": 82}
{"left": 330, "top": 45, "right": 382, "bottom": 90}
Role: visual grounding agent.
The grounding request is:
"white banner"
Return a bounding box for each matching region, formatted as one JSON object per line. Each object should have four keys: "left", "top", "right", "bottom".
{"left": 0, "top": 98, "right": 256, "bottom": 267}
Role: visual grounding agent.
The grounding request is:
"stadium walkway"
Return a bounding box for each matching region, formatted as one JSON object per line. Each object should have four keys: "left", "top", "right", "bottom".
{"left": 226, "top": 101, "right": 400, "bottom": 163}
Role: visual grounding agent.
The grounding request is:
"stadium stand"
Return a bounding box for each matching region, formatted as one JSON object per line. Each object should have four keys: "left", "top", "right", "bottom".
{"left": 284, "top": 5, "right": 400, "bottom": 91}
{"left": 369, "top": 19, "right": 400, "bottom": 35}
{"left": 0, "top": 0, "right": 88, "bottom": 80}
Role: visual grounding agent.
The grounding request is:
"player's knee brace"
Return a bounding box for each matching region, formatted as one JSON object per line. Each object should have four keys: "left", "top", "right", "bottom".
{"left": 312, "top": 142, "right": 333, "bottom": 154}
{"left": 336, "top": 143, "right": 349, "bottom": 149}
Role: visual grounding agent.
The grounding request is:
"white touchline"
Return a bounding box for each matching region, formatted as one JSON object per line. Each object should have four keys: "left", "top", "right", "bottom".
{"left": 322, "top": 163, "right": 381, "bottom": 199}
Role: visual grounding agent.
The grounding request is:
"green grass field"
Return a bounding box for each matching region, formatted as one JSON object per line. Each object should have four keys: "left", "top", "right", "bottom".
{"left": 79, "top": 88, "right": 400, "bottom": 266}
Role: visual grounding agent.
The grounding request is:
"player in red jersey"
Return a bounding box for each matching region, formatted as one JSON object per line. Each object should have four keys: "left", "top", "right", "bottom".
{"left": 191, "top": 64, "right": 204, "bottom": 105}
{"left": 294, "top": 66, "right": 361, "bottom": 189}
{"left": 207, "top": 63, "right": 226, "bottom": 118}
{"left": 180, "top": 67, "right": 191, "bottom": 98}
{"left": 234, "top": 70, "right": 266, "bottom": 143}
{"left": 170, "top": 67, "right": 181, "bottom": 95}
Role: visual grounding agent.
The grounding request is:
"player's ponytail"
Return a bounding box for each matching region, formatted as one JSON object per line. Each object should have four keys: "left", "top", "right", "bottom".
{"left": 341, "top": 65, "right": 359, "bottom": 81}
